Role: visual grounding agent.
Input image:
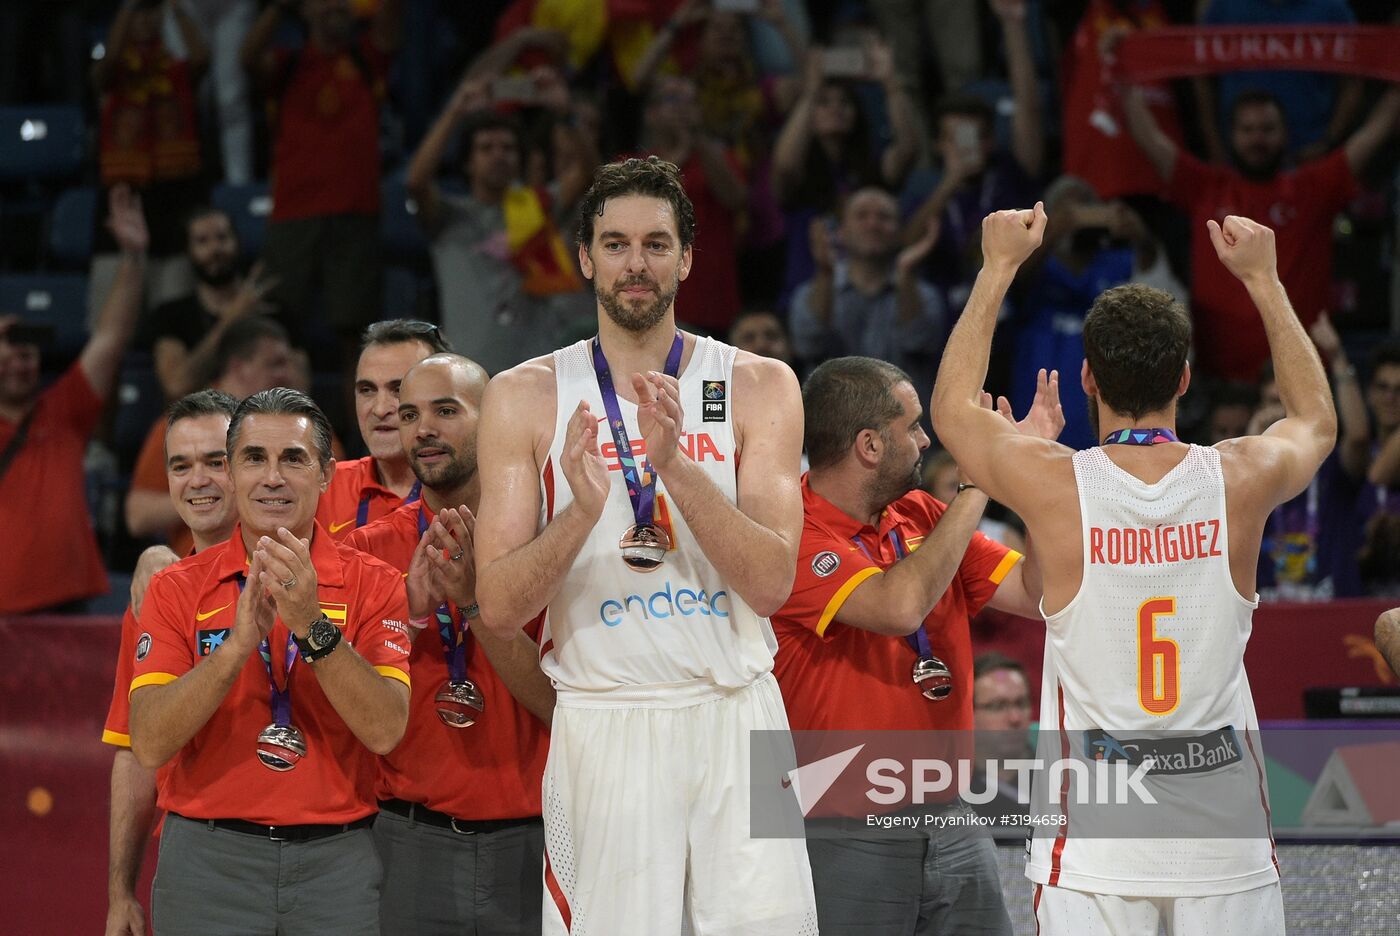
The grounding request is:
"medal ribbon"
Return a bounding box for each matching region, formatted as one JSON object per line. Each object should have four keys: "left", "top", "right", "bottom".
{"left": 419, "top": 506, "right": 469, "bottom": 682}
{"left": 1101, "top": 427, "right": 1179, "bottom": 446}
{"left": 851, "top": 531, "right": 937, "bottom": 660}
{"left": 356, "top": 479, "right": 422, "bottom": 529}
{"left": 590, "top": 331, "right": 684, "bottom": 530}
{"left": 236, "top": 574, "right": 299, "bottom": 727}
{"left": 887, "top": 533, "right": 936, "bottom": 661}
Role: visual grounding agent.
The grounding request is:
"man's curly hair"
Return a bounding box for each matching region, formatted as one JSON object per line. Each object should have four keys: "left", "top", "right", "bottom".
{"left": 576, "top": 156, "right": 697, "bottom": 251}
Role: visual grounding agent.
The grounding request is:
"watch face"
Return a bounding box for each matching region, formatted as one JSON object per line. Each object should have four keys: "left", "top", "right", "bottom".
{"left": 309, "top": 616, "right": 338, "bottom": 648}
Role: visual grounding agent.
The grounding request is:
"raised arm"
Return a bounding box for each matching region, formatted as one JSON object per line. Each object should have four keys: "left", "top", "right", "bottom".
{"left": 475, "top": 364, "right": 606, "bottom": 638}
{"left": 82, "top": 186, "right": 147, "bottom": 401}
{"left": 1344, "top": 86, "right": 1400, "bottom": 179}
{"left": 992, "top": 0, "right": 1044, "bottom": 179}
{"left": 406, "top": 73, "right": 488, "bottom": 233}
{"left": 1308, "top": 311, "right": 1370, "bottom": 480}
{"left": 930, "top": 204, "right": 1067, "bottom": 517}
{"left": 635, "top": 354, "right": 804, "bottom": 617}
{"left": 170, "top": 0, "right": 210, "bottom": 81}
{"left": 1209, "top": 216, "right": 1336, "bottom": 506}
{"left": 771, "top": 52, "right": 822, "bottom": 203}
{"left": 239, "top": 0, "right": 290, "bottom": 88}
{"left": 1122, "top": 85, "right": 1178, "bottom": 182}
{"left": 869, "top": 41, "right": 918, "bottom": 188}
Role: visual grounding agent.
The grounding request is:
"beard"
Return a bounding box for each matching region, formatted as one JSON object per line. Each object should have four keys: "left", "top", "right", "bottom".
{"left": 194, "top": 256, "right": 237, "bottom": 288}
{"left": 1086, "top": 394, "right": 1100, "bottom": 441}
{"left": 411, "top": 442, "right": 477, "bottom": 494}
{"left": 1235, "top": 149, "right": 1282, "bottom": 182}
{"left": 868, "top": 446, "right": 923, "bottom": 511}
{"left": 596, "top": 270, "right": 680, "bottom": 334}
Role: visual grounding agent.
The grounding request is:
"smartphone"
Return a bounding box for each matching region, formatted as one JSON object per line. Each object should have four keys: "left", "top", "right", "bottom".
{"left": 713, "top": 0, "right": 760, "bottom": 11}
{"left": 822, "top": 47, "right": 868, "bottom": 79}
{"left": 2, "top": 322, "right": 55, "bottom": 348}
{"left": 953, "top": 122, "right": 981, "bottom": 160}
{"left": 491, "top": 75, "right": 539, "bottom": 105}
{"left": 1074, "top": 204, "right": 1117, "bottom": 228}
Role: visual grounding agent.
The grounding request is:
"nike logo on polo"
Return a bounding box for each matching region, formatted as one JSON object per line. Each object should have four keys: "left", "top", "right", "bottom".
{"left": 195, "top": 604, "right": 231, "bottom": 621}
{"left": 329, "top": 519, "right": 355, "bottom": 533}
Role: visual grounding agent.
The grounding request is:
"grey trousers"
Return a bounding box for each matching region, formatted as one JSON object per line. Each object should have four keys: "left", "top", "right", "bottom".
{"left": 152, "top": 813, "right": 382, "bottom": 936}
{"left": 806, "top": 802, "right": 1013, "bottom": 936}
{"left": 373, "top": 807, "right": 544, "bottom": 936}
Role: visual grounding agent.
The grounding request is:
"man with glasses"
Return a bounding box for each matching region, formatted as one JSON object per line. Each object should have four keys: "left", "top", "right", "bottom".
{"left": 318, "top": 320, "right": 450, "bottom": 540}
{"left": 970, "top": 651, "right": 1035, "bottom": 827}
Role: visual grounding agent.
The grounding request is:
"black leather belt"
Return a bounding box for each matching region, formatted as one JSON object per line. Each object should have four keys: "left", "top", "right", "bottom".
{"left": 178, "top": 812, "right": 376, "bottom": 842}
{"left": 379, "top": 799, "right": 541, "bottom": 835}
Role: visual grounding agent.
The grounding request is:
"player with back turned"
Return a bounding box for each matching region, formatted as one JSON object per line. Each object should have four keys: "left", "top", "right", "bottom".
{"left": 475, "top": 156, "right": 819, "bottom": 935}
{"left": 930, "top": 206, "right": 1334, "bottom": 934}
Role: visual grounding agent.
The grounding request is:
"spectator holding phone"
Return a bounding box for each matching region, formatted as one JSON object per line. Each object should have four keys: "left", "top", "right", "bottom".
{"left": 900, "top": 0, "right": 1043, "bottom": 314}
{"left": 0, "top": 187, "right": 148, "bottom": 614}
{"left": 406, "top": 65, "right": 595, "bottom": 375}
{"left": 772, "top": 38, "right": 919, "bottom": 308}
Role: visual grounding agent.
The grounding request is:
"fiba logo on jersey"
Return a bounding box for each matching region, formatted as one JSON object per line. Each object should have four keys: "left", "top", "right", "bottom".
{"left": 702, "top": 380, "right": 726, "bottom": 422}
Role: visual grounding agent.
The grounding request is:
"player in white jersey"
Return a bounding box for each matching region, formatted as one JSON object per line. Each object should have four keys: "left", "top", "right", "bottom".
{"left": 929, "top": 207, "right": 1336, "bottom": 935}
{"left": 475, "top": 157, "right": 818, "bottom": 935}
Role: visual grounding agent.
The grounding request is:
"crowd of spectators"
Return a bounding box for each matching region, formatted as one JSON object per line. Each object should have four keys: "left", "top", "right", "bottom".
{"left": 2, "top": 0, "right": 1399, "bottom": 611}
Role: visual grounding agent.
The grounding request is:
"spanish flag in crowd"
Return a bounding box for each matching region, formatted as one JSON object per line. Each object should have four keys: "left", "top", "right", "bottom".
{"left": 504, "top": 186, "right": 581, "bottom": 297}
{"left": 494, "top": 0, "right": 686, "bottom": 90}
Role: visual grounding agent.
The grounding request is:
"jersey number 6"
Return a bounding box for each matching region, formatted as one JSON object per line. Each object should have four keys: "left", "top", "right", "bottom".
{"left": 1137, "top": 597, "right": 1179, "bottom": 716}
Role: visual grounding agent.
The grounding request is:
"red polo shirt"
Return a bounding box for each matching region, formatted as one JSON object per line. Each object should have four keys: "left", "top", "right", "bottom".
{"left": 347, "top": 502, "right": 548, "bottom": 819}
{"left": 317, "top": 455, "right": 404, "bottom": 541}
{"left": 270, "top": 36, "right": 385, "bottom": 220}
{"left": 130, "top": 522, "right": 411, "bottom": 825}
{"left": 1167, "top": 148, "right": 1357, "bottom": 381}
{"left": 771, "top": 476, "right": 1020, "bottom": 734}
{"left": 0, "top": 364, "right": 108, "bottom": 612}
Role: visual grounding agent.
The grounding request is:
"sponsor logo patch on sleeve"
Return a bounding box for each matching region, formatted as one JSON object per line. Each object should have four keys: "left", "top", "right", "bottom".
{"left": 811, "top": 551, "right": 841, "bottom": 577}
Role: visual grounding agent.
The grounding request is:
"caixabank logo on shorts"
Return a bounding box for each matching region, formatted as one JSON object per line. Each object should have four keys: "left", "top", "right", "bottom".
{"left": 702, "top": 380, "right": 726, "bottom": 422}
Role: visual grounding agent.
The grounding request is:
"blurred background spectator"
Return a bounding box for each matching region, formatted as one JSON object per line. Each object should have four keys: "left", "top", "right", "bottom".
{"left": 3, "top": 0, "right": 1400, "bottom": 610}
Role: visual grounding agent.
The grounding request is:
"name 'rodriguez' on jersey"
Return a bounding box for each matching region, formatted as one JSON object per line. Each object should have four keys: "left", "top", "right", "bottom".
{"left": 1088, "top": 519, "right": 1224, "bottom": 566}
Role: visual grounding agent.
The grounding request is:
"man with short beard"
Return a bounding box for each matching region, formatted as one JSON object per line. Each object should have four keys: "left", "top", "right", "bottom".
{"left": 143, "top": 206, "right": 280, "bottom": 400}
{"left": 475, "top": 156, "right": 819, "bottom": 934}
{"left": 1124, "top": 82, "right": 1400, "bottom": 381}
{"left": 102, "top": 389, "right": 240, "bottom": 936}
{"left": 347, "top": 354, "right": 555, "bottom": 935}
{"left": 769, "top": 356, "right": 1056, "bottom": 935}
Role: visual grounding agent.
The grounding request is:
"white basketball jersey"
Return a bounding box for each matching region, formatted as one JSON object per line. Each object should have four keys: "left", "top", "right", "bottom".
{"left": 1026, "top": 445, "right": 1279, "bottom": 897}
{"left": 537, "top": 336, "right": 779, "bottom": 701}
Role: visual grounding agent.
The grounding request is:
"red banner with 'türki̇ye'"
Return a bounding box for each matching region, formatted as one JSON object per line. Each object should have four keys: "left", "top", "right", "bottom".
{"left": 1111, "top": 26, "right": 1400, "bottom": 85}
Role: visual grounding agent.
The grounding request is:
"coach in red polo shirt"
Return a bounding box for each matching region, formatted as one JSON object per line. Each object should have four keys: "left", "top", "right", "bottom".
{"left": 348, "top": 353, "right": 554, "bottom": 934}
{"left": 317, "top": 320, "right": 450, "bottom": 540}
{"left": 129, "top": 388, "right": 411, "bottom": 935}
{"left": 772, "top": 357, "right": 1056, "bottom": 936}
{"left": 1124, "top": 84, "right": 1400, "bottom": 381}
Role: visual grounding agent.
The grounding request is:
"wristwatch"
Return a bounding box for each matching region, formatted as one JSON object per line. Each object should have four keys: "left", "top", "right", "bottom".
{"left": 296, "top": 613, "right": 342, "bottom": 663}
